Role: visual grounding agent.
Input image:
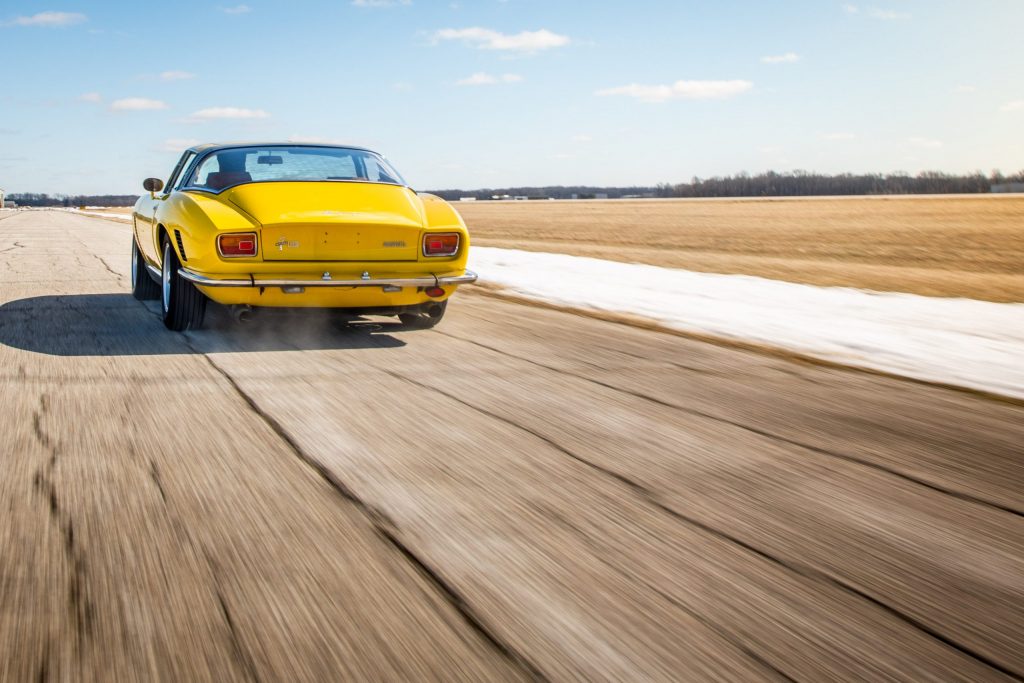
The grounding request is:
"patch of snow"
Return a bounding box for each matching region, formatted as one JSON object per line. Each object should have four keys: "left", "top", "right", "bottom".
{"left": 66, "top": 208, "right": 132, "bottom": 222}
{"left": 469, "top": 247, "right": 1024, "bottom": 399}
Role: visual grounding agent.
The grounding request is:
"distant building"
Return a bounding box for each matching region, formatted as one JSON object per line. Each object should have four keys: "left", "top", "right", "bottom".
{"left": 458, "top": 197, "right": 477, "bottom": 202}
{"left": 991, "top": 183, "right": 1024, "bottom": 193}
{"left": 594, "top": 193, "right": 609, "bottom": 200}
{"left": 0, "top": 187, "right": 5, "bottom": 209}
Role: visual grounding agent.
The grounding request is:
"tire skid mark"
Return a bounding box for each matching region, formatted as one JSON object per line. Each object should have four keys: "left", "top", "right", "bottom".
{"left": 187, "top": 343, "right": 548, "bottom": 683}
{"left": 385, "top": 368, "right": 1024, "bottom": 682}
{"left": 434, "top": 329, "right": 1024, "bottom": 518}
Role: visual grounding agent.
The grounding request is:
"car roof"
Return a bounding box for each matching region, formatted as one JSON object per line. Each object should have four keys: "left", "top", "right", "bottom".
{"left": 187, "top": 142, "right": 379, "bottom": 155}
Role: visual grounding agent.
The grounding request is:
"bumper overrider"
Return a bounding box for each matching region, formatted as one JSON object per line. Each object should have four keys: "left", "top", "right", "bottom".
{"left": 177, "top": 268, "right": 478, "bottom": 288}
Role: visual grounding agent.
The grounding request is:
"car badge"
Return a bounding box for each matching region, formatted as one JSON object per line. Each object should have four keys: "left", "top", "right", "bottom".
{"left": 322, "top": 272, "right": 332, "bottom": 281}
{"left": 275, "top": 238, "right": 299, "bottom": 251}
{"left": 361, "top": 271, "right": 371, "bottom": 280}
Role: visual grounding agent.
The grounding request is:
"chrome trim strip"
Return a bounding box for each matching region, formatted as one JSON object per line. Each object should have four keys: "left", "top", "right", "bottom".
{"left": 179, "top": 268, "right": 478, "bottom": 289}
{"left": 145, "top": 263, "right": 161, "bottom": 280}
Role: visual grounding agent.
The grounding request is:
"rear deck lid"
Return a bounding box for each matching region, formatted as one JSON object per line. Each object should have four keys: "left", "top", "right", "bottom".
{"left": 222, "top": 182, "right": 424, "bottom": 261}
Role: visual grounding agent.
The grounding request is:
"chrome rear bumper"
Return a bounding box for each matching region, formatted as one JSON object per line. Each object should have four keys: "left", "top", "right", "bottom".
{"left": 178, "top": 268, "right": 478, "bottom": 289}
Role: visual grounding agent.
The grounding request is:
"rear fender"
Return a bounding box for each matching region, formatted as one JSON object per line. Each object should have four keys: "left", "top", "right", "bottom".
{"left": 160, "top": 192, "right": 260, "bottom": 272}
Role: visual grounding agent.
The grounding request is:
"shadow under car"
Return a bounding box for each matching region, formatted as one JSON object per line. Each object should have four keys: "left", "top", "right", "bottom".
{"left": 0, "top": 293, "right": 406, "bottom": 357}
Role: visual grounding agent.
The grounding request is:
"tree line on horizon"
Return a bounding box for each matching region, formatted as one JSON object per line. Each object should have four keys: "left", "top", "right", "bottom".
{"left": 5, "top": 193, "right": 138, "bottom": 208}
{"left": 430, "top": 169, "right": 1024, "bottom": 200}
{"left": 7, "top": 169, "right": 1023, "bottom": 206}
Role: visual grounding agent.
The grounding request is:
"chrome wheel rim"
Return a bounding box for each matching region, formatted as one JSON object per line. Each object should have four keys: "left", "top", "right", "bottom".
{"left": 131, "top": 241, "right": 138, "bottom": 289}
{"left": 161, "top": 243, "right": 171, "bottom": 313}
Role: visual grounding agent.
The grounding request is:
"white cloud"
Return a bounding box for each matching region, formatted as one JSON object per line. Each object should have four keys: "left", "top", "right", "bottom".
{"left": 5, "top": 11, "right": 86, "bottom": 27}
{"left": 595, "top": 79, "right": 753, "bottom": 103}
{"left": 352, "top": 0, "right": 411, "bottom": 6}
{"left": 867, "top": 7, "right": 910, "bottom": 19}
{"left": 954, "top": 84, "right": 976, "bottom": 93}
{"left": 158, "top": 138, "right": 201, "bottom": 152}
{"left": 160, "top": 70, "right": 195, "bottom": 81}
{"left": 456, "top": 72, "right": 522, "bottom": 86}
{"left": 78, "top": 92, "right": 102, "bottom": 103}
{"left": 110, "top": 98, "right": 169, "bottom": 111}
{"left": 821, "top": 132, "right": 856, "bottom": 140}
{"left": 761, "top": 52, "right": 801, "bottom": 64}
{"left": 999, "top": 100, "right": 1024, "bottom": 112}
{"left": 432, "top": 27, "right": 570, "bottom": 53}
{"left": 571, "top": 134, "right": 592, "bottom": 143}
{"left": 188, "top": 106, "right": 270, "bottom": 120}
{"left": 908, "top": 136, "right": 943, "bottom": 148}
{"left": 222, "top": 4, "right": 251, "bottom": 14}
{"left": 843, "top": 4, "right": 859, "bottom": 13}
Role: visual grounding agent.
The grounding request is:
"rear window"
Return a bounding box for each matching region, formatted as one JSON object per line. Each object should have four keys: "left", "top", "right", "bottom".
{"left": 187, "top": 146, "right": 405, "bottom": 191}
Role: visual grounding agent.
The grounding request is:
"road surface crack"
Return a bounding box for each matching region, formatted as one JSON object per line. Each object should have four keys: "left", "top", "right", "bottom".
{"left": 188, "top": 347, "right": 548, "bottom": 682}
{"left": 384, "top": 369, "right": 1023, "bottom": 681}
{"left": 202, "top": 552, "right": 263, "bottom": 683}
{"left": 93, "top": 254, "right": 122, "bottom": 280}
{"left": 30, "top": 393, "right": 95, "bottom": 654}
{"left": 434, "top": 329, "right": 1023, "bottom": 518}
{"left": 149, "top": 460, "right": 168, "bottom": 504}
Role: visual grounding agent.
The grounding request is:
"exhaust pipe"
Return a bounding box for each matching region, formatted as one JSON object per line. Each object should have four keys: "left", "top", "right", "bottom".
{"left": 426, "top": 304, "right": 444, "bottom": 319}
{"left": 231, "top": 304, "right": 254, "bottom": 323}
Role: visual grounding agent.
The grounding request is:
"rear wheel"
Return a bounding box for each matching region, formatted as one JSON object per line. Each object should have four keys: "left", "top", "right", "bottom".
{"left": 399, "top": 300, "right": 447, "bottom": 329}
{"left": 130, "top": 238, "right": 160, "bottom": 300}
{"left": 161, "top": 238, "right": 206, "bottom": 331}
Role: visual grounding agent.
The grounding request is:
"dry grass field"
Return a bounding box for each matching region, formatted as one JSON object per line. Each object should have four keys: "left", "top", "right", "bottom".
{"left": 457, "top": 195, "right": 1024, "bottom": 302}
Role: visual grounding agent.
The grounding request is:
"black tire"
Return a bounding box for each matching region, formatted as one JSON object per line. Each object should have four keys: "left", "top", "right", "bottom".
{"left": 399, "top": 300, "right": 447, "bottom": 329}
{"left": 160, "top": 238, "right": 206, "bottom": 331}
{"left": 131, "top": 237, "right": 160, "bottom": 300}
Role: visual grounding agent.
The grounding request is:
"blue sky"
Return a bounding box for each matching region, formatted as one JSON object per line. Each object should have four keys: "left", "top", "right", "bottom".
{"left": 1, "top": 0, "right": 1022, "bottom": 194}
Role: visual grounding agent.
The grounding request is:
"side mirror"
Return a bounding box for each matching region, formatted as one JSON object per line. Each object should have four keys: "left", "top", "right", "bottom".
{"left": 143, "top": 178, "right": 164, "bottom": 193}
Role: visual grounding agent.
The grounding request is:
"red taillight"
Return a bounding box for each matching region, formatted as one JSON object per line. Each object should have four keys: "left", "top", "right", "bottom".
{"left": 219, "top": 233, "right": 258, "bottom": 257}
{"left": 423, "top": 232, "right": 460, "bottom": 257}
{"left": 425, "top": 286, "right": 445, "bottom": 298}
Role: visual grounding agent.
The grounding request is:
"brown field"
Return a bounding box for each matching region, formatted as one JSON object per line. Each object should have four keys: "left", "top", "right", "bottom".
{"left": 457, "top": 195, "right": 1024, "bottom": 302}
{"left": 89, "top": 195, "right": 1024, "bottom": 301}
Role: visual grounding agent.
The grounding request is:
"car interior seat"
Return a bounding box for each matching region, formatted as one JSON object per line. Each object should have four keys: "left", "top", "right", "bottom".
{"left": 204, "top": 171, "right": 252, "bottom": 190}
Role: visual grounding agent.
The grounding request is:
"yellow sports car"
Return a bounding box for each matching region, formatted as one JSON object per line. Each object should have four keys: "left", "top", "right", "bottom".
{"left": 131, "top": 143, "right": 477, "bottom": 330}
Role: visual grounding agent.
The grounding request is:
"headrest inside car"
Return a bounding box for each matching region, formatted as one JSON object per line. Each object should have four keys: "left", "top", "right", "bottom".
{"left": 205, "top": 171, "right": 252, "bottom": 190}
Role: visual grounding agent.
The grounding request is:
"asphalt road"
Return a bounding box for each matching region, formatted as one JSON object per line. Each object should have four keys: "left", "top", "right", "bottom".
{"left": 1, "top": 210, "right": 1022, "bottom": 682}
